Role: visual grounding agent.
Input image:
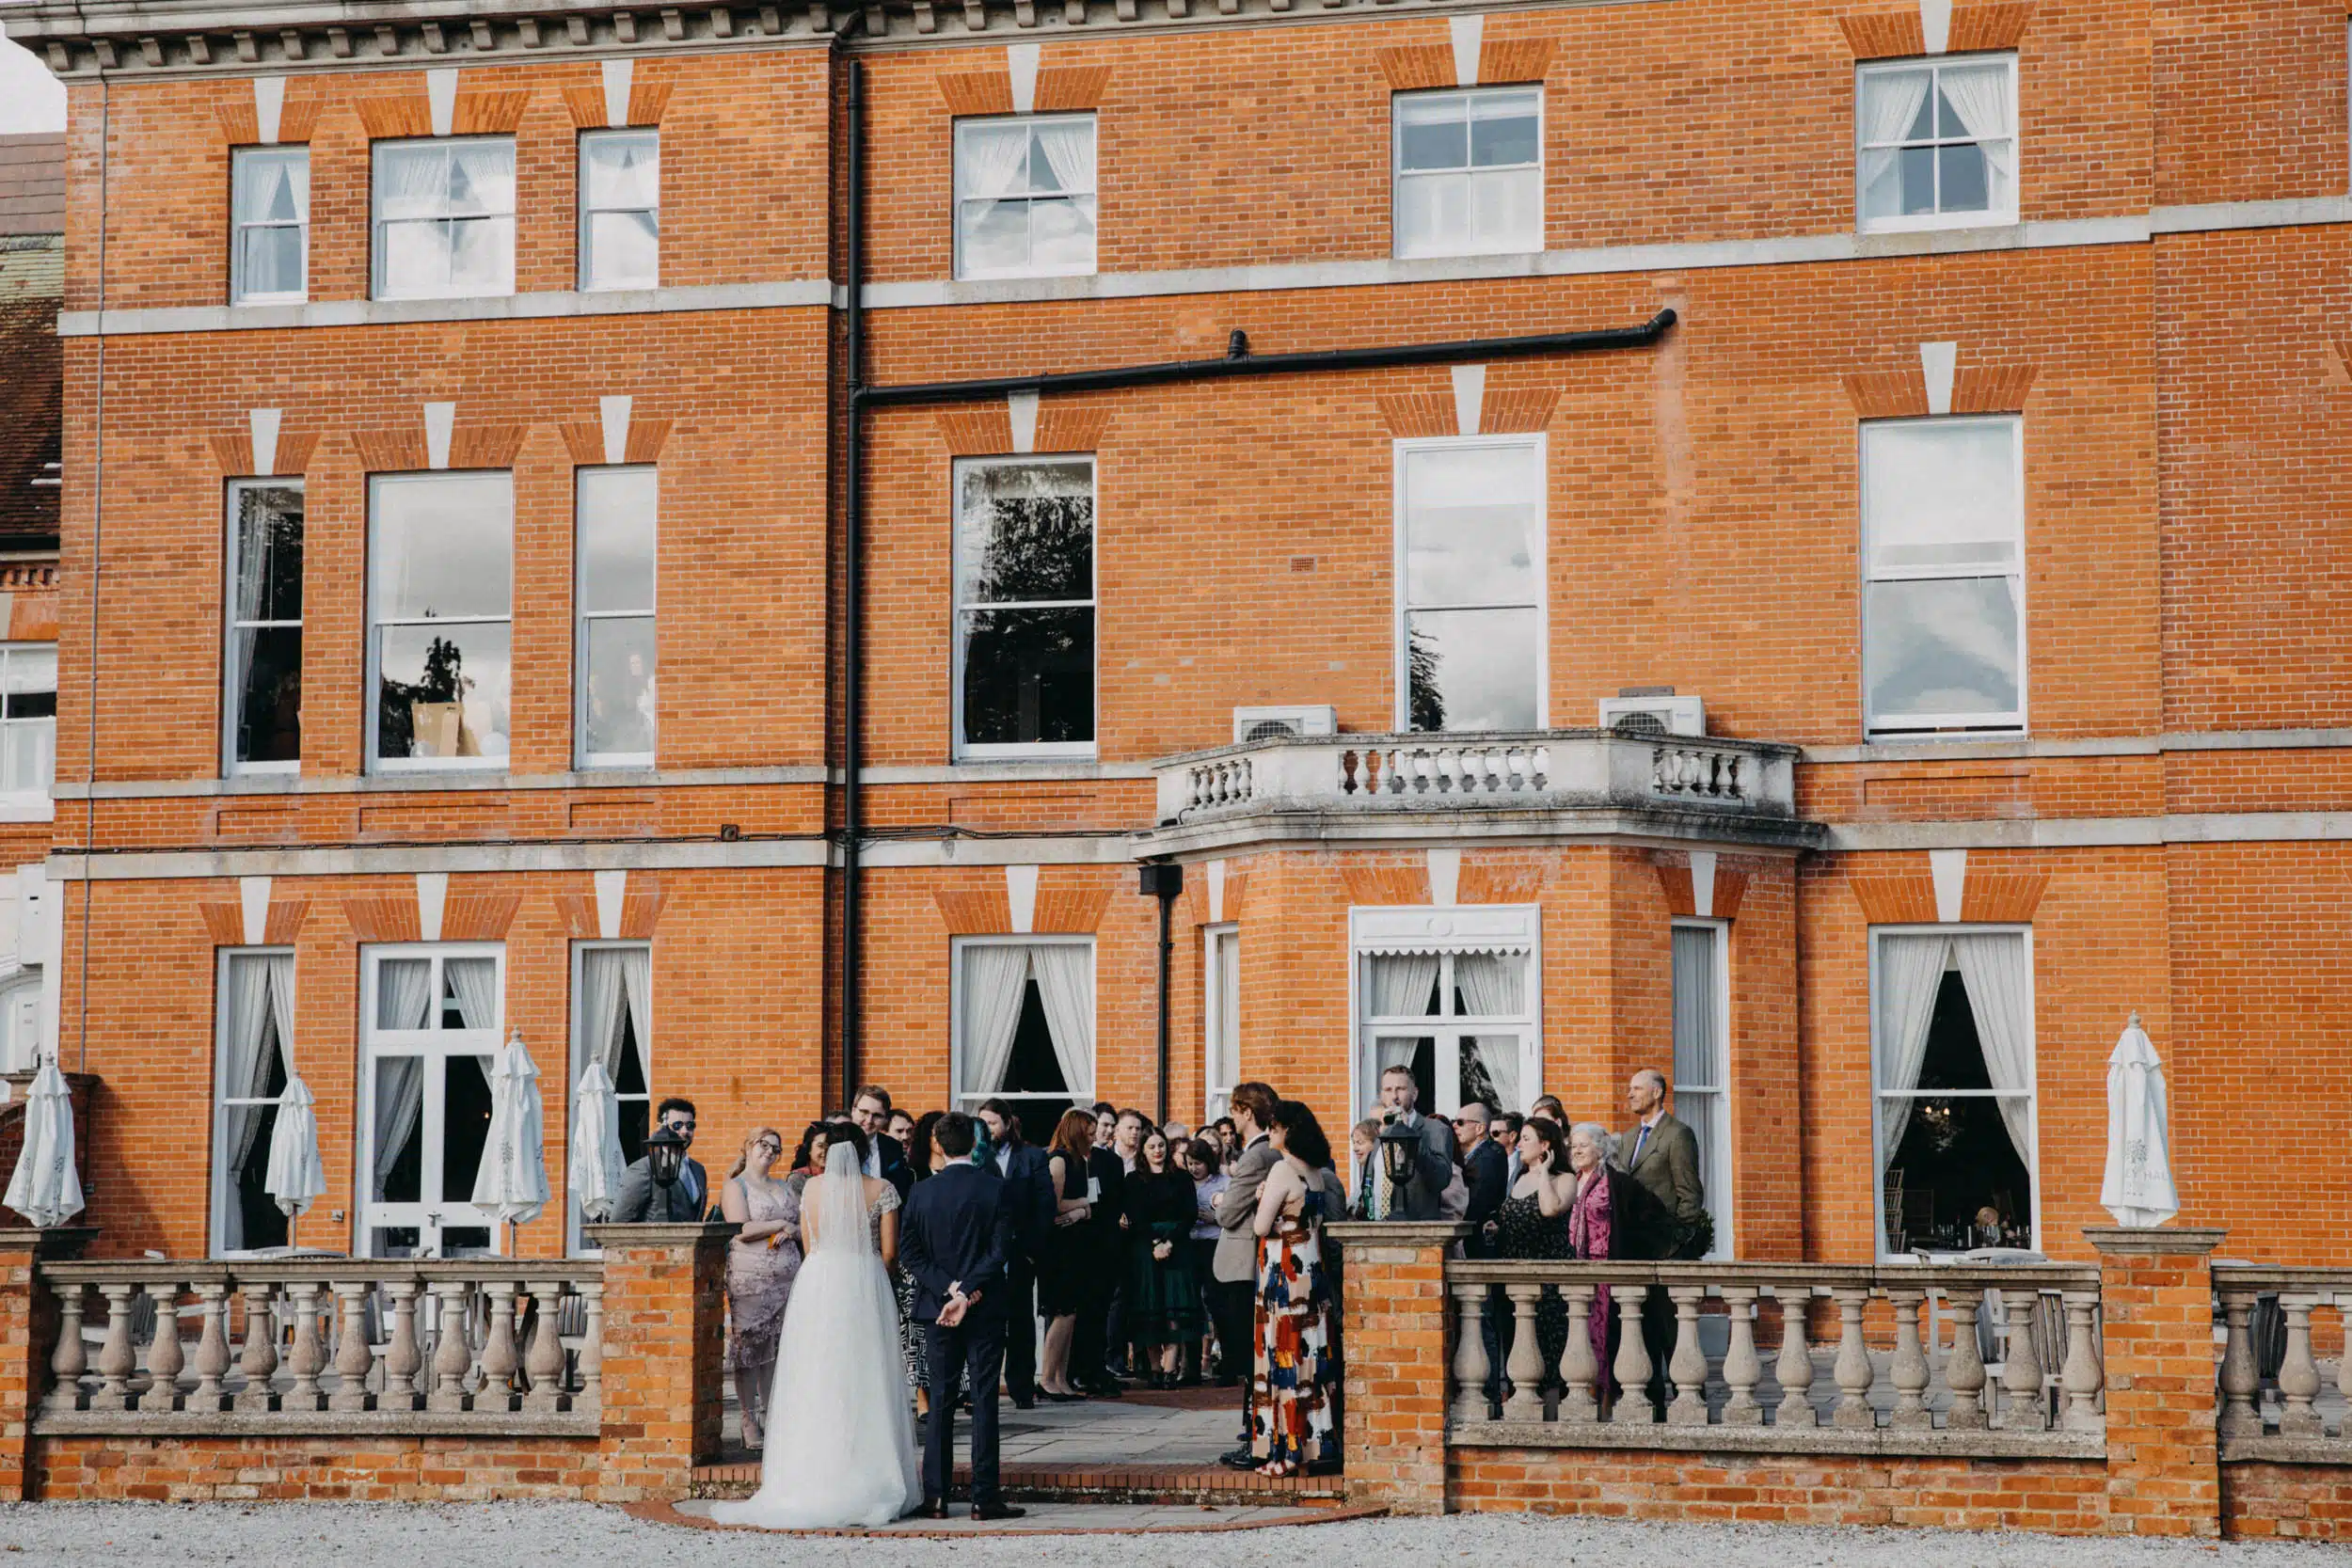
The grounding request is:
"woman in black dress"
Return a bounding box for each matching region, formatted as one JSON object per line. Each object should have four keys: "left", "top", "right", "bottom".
{"left": 1122, "top": 1127, "right": 1205, "bottom": 1387}
{"left": 1037, "top": 1107, "right": 1098, "bottom": 1401}
{"left": 1492, "top": 1116, "right": 1576, "bottom": 1400}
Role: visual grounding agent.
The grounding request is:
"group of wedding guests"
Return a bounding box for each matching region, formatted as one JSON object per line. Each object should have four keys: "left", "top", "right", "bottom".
{"left": 696, "top": 1082, "right": 1347, "bottom": 1479}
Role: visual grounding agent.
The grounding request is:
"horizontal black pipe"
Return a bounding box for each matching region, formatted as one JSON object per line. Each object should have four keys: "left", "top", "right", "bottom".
{"left": 854, "top": 308, "right": 1677, "bottom": 407}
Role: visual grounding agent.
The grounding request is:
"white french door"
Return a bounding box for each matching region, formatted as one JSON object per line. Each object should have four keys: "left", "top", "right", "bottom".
{"left": 1356, "top": 947, "right": 1538, "bottom": 1118}
{"left": 358, "top": 943, "right": 505, "bottom": 1258}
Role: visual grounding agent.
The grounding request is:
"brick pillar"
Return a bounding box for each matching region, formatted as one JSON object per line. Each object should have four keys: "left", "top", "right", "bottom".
{"left": 2090, "top": 1225, "right": 2228, "bottom": 1539}
{"left": 0, "top": 1227, "right": 92, "bottom": 1501}
{"left": 584, "top": 1220, "right": 736, "bottom": 1503}
{"left": 1327, "top": 1220, "right": 1466, "bottom": 1516}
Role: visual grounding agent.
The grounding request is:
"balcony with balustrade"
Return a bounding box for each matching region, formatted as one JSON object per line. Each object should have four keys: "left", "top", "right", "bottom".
{"left": 1137, "top": 729, "right": 1820, "bottom": 859}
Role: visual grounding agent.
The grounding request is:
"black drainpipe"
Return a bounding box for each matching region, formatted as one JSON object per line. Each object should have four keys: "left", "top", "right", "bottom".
{"left": 1137, "top": 863, "right": 1184, "bottom": 1123}
{"left": 839, "top": 58, "right": 867, "bottom": 1113}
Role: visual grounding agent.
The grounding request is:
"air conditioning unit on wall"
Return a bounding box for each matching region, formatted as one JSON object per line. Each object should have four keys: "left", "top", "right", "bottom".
{"left": 1232, "top": 705, "right": 1338, "bottom": 744}
{"left": 1597, "top": 693, "right": 1705, "bottom": 736}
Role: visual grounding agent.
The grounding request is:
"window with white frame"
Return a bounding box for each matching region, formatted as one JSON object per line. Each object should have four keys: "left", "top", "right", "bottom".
{"left": 212, "top": 948, "right": 294, "bottom": 1254}
{"left": 360, "top": 944, "right": 503, "bottom": 1258}
{"left": 1392, "top": 87, "right": 1542, "bottom": 259}
{"left": 225, "top": 481, "right": 303, "bottom": 774}
{"left": 1670, "top": 921, "right": 1732, "bottom": 1259}
{"left": 230, "top": 146, "right": 310, "bottom": 305}
{"left": 1352, "top": 905, "right": 1541, "bottom": 1119}
{"left": 570, "top": 941, "right": 650, "bottom": 1250}
{"left": 369, "top": 472, "right": 513, "bottom": 770}
{"left": 1855, "top": 55, "right": 2016, "bottom": 230}
{"left": 576, "top": 467, "right": 657, "bottom": 768}
{"left": 1396, "top": 436, "right": 1544, "bottom": 733}
{"left": 579, "top": 129, "right": 660, "bottom": 292}
{"left": 1871, "top": 927, "right": 2036, "bottom": 1255}
{"left": 1862, "top": 417, "right": 2025, "bottom": 736}
{"left": 954, "top": 457, "right": 1095, "bottom": 757}
{"left": 371, "top": 136, "right": 516, "bottom": 300}
{"left": 953, "top": 935, "right": 1094, "bottom": 1148}
{"left": 0, "top": 645, "right": 56, "bottom": 797}
{"left": 1202, "top": 925, "right": 1239, "bottom": 1122}
{"left": 954, "top": 115, "right": 1097, "bottom": 279}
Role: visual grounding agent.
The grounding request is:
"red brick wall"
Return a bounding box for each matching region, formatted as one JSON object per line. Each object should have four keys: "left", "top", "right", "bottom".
{"left": 2224, "top": 1462, "right": 2352, "bottom": 1542}
{"left": 33, "top": 1433, "right": 601, "bottom": 1501}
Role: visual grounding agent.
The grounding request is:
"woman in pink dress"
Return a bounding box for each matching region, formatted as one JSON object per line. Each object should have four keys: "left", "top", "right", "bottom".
{"left": 1565, "top": 1120, "right": 1618, "bottom": 1402}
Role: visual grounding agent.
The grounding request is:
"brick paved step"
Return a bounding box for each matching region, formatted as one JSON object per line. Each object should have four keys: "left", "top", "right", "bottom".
{"left": 688, "top": 1460, "right": 1344, "bottom": 1506}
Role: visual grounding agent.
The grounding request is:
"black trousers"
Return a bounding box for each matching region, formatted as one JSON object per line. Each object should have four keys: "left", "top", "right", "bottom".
{"left": 1639, "top": 1284, "right": 1674, "bottom": 1418}
{"left": 923, "top": 1312, "right": 1007, "bottom": 1509}
{"left": 1207, "top": 1276, "right": 1257, "bottom": 1437}
{"left": 1000, "top": 1259, "right": 1038, "bottom": 1404}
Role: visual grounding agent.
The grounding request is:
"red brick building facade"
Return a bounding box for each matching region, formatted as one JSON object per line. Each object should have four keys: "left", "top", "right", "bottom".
{"left": 6, "top": 0, "right": 2349, "bottom": 1272}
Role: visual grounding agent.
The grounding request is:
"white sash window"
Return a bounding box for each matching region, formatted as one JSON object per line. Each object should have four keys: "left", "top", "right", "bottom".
{"left": 1351, "top": 905, "right": 1540, "bottom": 1118}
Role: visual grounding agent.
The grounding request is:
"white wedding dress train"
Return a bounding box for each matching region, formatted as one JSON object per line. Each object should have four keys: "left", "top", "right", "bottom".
{"left": 709, "top": 1144, "right": 923, "bottom": 1529}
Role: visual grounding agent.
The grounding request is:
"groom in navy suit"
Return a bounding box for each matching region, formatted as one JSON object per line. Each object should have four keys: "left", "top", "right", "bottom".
{"left": 898, "top": 1112, "right": 1025, "bottom": 1522}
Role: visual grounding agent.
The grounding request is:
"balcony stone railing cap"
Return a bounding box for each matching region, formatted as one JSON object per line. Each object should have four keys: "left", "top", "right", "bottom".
{"left": 2085, "top": 1225, "right": 2227, "bottom": 1256}
{"left": 581, "top": 1219, "right": 739, "bottom": 1249}
{"left": 1324, "top": 1220, "right": 1472, "bottom": 1247}
{"left": 0, "top": 1225, "right": 93, "bottom": 1259}
{"left": 1154, "top": 727, "right": 1804, "bottom": 770}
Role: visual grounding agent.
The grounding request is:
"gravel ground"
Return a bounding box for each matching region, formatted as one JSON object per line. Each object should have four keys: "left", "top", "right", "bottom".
{"left": 3, "top": 1501, "right": 2347, "bottom": 1566}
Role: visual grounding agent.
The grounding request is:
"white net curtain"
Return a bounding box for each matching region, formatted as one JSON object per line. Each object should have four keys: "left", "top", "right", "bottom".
{"left": 959, "top": 943, "right": 1093, "bottom": 1101}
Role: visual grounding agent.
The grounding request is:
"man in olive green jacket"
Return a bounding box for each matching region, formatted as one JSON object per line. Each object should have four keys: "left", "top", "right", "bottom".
{"left": 1616, "top": 1068, "right": 1707, "bottom": 1417}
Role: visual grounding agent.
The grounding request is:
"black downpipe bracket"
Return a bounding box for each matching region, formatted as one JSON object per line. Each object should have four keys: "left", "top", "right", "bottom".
{"left": 839, "top": 60, "right": 867, "bottom": 1114}
{"left": 832, "top": 98, "right": 1676, "bottom": 1095}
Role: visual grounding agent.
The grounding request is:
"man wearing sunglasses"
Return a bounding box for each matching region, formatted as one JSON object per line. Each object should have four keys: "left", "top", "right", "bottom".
{"left": 613, "top": 1098, "right": 710, "bottom": 1222}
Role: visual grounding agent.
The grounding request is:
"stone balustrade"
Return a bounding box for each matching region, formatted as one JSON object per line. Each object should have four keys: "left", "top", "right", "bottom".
{"left": 2214, "top": 1263, "right": 2352, "bottom": 1456}
{"left": 1444, "top": 1258, "right": 2105, "bottom": 1456}
{"left": 1146, "top": 728, "right": 1810, "bottom": 854}
{"left": 34, "top": 1257, "right": 602, "bottom": 1433}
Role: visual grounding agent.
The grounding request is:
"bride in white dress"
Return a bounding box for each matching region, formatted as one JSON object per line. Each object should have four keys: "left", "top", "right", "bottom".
{"left": 710, "top": 1133, "right": 923, "bottom": 1528}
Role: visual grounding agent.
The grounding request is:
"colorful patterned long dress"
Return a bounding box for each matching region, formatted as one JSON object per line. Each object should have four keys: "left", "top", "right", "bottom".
{"left": 1249, "top": 1185, "right": 1341, "bottom": 1470}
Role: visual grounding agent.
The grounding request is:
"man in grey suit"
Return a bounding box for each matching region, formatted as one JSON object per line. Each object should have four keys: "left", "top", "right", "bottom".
{"left": 1211, "top": 1080, "right": 1281, "bottom": 1470}
{"left": 612, "top": 1098, "right": 711, "bottom": 1223}
{"left": 1617, "top": 1068, "right": 1706, "bottom": 1416}
{"left": 1352, "top": 1064, "right": 1454, "bottom": 1221}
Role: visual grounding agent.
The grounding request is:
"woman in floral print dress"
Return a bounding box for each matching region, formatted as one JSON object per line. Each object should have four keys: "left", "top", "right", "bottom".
{"left": 1248, "top": 1100, "right": 1344, "bottom": 1477}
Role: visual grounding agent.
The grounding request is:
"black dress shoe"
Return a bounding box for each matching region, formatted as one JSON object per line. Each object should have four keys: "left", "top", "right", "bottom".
{"left": 921, "top": 1499, "right": 950, "bottom": 1520}
{"left": 1010, "top": 1397, "right": 1035, "bottom": 1411}
{"left": 1218, "top": 1445, "right": 1260, "bottom": 1470}
{"left": 971, "top": 1502, "right": 1027, "bottom": 1522}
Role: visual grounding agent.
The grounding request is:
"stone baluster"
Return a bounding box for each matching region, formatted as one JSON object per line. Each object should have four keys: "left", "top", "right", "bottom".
{"left": 189, "top": 1281, "right": 232, "bottom": 1413}
{"left": 1610, "top": 1280, "right": 1656, "bottom": 1425}
{"left": 578, "top": 1282, "right": 605, "bottom": 1409}
{"left": 2059, "top": 1290, "right": 2105, "bottom": 1433}
{"left": 43, "top": 1278, "right": 87, "bottom": 1413}
{"left": 1666, "top": 1286, "right": 1708, "bottom": 1425}
{"left": 330, "top": 1281, "right": 375, "bottom": 1413}
{"left": 524, "top": 1281, "right": 570, "bottom": 1412}
{"left": 1557, "top": 1284, "right": 1597, "bottom": 1422}
{"left": 1503, "top": 748, "right": 1529, "bottom": 793}
{"left": 1501, "top": 1285, "right": 1545, "bottom": 1421}
{"left": 88, "top": 1283, "right": 136, "bottom": 1412}
{"left": 2277, "top": 1294, "right": 2323, "bottom": 1436}
{"left": 428, "top": 1280, "right": 474, "bottom": 1412}
{"left": 1998, "top": 1291, "right": 2044, "bottom": 1431}
{"left": 284, "top": 1279, "right": 326, "bottom": 1411}
{"left": 1773, "top": 1290, "right": 1817, "bottom": 1427}
{"left": 144, "top": 1279, "right": 185, "bottom": 1411}
{"left": 1718, "top": 1286, "right": 1761, "bottom": 1425}
{"left": 233, "top": 1280, "right": 279, "bottom": 1411}
{"left": 1829, "top": 1287, "right": 1874, "bottom": 1430}
{"left": 2339, "top": 1301, "right": 2352, "bottom": 1439}
{"left": 2216, "top": 1291, "right": 2261, "bottom": 1438}
{"left": 1449, "top": 1283, "right": 1490, "bottom": 1426}
{"left": 1943, "top": 1287, "right": 1988, "bottom": 1431}
{"left": 1529, "top": 745, "right": 1549, "bottom": 788}
{"left": 383, "top": 1279, "right": 424, "bottom": 1411}
{"left": 480, "top": 1280, "right": 521, "bottom": 1412}
{"left": 1888, "top": 1287, "right": 1931, "bottom": 1429}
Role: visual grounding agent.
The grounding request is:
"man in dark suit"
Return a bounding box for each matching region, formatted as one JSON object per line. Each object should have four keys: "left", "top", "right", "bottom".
{"left": 1616, "top": 1068, "right": 1708, "bottom": 1417}
{"left": 1073, "top": 1121, "right": 1128, "bottom": 1396}
{"left": 848, "top": 1085, "right": 916, "bottom": 1201}
{"left": 898, "top": 1113, "right": 1024, "bottom": 1522}
{"left": 611, "top": 1098, "right": 709, "bottom": 1222}
{"left": 1454, "top": 1101, "right": 1511, "bottom": 1407}
{"left": 977, "top": 1097, "right": 1054, "bottom": 1409}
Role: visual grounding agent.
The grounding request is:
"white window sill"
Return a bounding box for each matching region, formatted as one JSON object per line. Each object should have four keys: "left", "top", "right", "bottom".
{"left": 580, "top": 277, "right": 660, "bottom": 294}
{"left": 954, "top": 746, "right": 1099, "bottom": 764}
{"left": 1864, "top": 726, "right": 2028, "bottom": 743}
{"left": 369, "top": 761, "right": 511, "bottom": 778}
{"left": 954, "top": 264, "right": 1099, "bottom": 283}
{"left": 370, "top": 287, "right": 519, "bottom": 305}
{"left": 1392, "top": 240, "right": 1545, "bottom": 262}
{"left": 576, "top": 754, "right": 654, "bottom": 771}
{"left": 228, "top": 763, "right": 299, "bottom": 780}
{"left": 1857, "top": 211, "right": 2020, "bottom": 237}
{"left": 230, "top": 293, "right": 308, "bottom": 309}
{"left": 0, "top": 796, "right": 53, "bottom": 824}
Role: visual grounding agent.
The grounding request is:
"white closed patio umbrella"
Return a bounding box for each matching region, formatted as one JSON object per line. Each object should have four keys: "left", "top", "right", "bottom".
{"left": 472, "top": 1028, "right": 550, "bottom": 1247}
{"left": 263, "top": 1072, "right": 327, "bottom": 1248}
{"left": 3, "top": 1057, "right": 83, "bottom": 1228}
{"left": 2100, "top": 1011, "right": 2179, "bottom": 1228}
{"left": 568, "top": 1060, "right": 627, "bottom": 1224}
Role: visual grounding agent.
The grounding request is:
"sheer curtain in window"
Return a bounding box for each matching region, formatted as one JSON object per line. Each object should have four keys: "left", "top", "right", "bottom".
{"left": 446, "top": 958, "right": 499, "bottom": 1032}
{"left": 1858, "top": 70, "right": 1931, "bottom": 214}
{"left": 958, "top": 945, "right": 1032, "bottom": 1099}
{"left": 376, "top": 145, "right": 446, "bottom": 214}
{"left": 1873, "top": 934, "right": 1948, "bottom": 1182}
{"left": 959, "top": 124, "right": 1032, "bottom": 199}
{"left": 219, "top": 958, "right": 286, "bottom": 1183}
{"left": 1454, "top": 952, "right": 1524, "bottom": 1113}
{"left": 1365, "top": 953, "right": 1440, "bottom": 1019}
{"left": 372, "top": 961, "right": 434, "bottom": 1192}
{"left": 1032, "top": 122, "right": 1095, "bottom": 194}
{"left": 1951, "top": 932, "right": 2034, "bottom": 1167}
{"left": 1936, "top": 66, "right": 2013, "bottom": 196}
{"left": 578, "top": 949, "right": 628, "bottom": 1078}
{"left": 618, "top": 946, "right": 650, "bottom": 1077}
{"left": 1029, "top": 945, "right": 1095, "bottom": 1100}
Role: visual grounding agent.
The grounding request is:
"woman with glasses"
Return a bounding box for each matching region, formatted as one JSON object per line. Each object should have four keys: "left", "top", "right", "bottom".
{"left": 722, "top": 1126, "right": 803, "bottom": 1451}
